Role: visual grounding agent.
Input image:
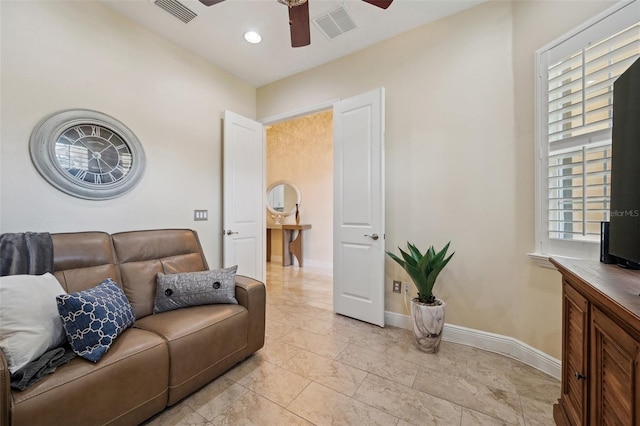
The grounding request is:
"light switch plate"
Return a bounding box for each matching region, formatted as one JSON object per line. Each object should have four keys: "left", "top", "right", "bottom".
{"left": 194, "top": 210, "right": 208, "bottom": 221}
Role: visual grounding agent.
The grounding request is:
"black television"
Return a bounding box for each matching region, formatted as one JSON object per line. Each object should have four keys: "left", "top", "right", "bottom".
{"left": 609, "top": 56, "right": 640, "bottom": 268}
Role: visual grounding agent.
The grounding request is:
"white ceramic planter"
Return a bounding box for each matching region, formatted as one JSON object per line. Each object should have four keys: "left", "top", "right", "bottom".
{"left": 410, "top": 298, "right": 445, "bottom": 353}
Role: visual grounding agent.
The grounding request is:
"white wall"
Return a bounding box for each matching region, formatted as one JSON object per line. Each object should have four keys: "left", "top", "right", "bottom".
{"left": 0, "top": 1, "right": 256, "bottom": 266}
{"left": 257, "top": 0, "right": 616, "bottom": 358}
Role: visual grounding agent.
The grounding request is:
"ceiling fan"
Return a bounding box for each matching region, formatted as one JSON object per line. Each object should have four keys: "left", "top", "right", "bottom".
{"left": 198, "top": 0, "right": 394, "bottom": 48}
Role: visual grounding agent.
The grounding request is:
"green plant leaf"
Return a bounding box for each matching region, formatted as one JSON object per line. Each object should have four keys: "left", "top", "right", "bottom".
{"left": 387, "top": 242, "right": 454, "bottom": 301}
{"left": 432, "top": 241, "right": 451, "bottom": 264}
{"left": 386, "top": 251, "right": 406, "bottom": 268}
{"left": 399, "top": 247, "right": 418, "bottom": 267}
{"left": 407, "top": 243, "right": 423, "bottom": 262}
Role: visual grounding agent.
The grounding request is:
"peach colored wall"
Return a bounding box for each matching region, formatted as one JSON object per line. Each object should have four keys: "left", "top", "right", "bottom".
{"left": 266, "top": 110, "right": 333, "bottom": 266}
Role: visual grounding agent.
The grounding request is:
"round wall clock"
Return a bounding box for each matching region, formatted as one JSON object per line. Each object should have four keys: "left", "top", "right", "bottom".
{"left": 29, "top": 109, "right": 146, "bottom": 200}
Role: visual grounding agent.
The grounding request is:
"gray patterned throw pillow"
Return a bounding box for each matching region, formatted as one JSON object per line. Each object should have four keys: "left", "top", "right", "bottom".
{"left": 153, "top": 265, "right": 238, "bottom": 314}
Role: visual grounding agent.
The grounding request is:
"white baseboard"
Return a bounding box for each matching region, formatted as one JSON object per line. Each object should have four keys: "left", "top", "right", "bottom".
{"left": 384, "top": 311, "right": 561, "bottom": 380}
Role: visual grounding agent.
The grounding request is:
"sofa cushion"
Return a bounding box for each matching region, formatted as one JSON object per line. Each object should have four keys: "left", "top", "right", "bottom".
{"left": 10, "top": 328, "right": 168, "bottom": 426}
{"left": 51, "top": 232, "right": 120, "bottom": 293}
{"left": 0, "top": 273, "right": 67, "bottom": 374}
{"left": 135, "top": 304, "right": 248, "bottom": 405}
{"left": 119, "top": 259, "right": 163, "bottom": 320}
{"left": 112, "top": 230, "right": 208, "bottom": 320}
{"left": 57, "top": 278, "right": 135, "bottom": 362}
{"left": 154, "top": 266, "right": 238, "bottom": 313}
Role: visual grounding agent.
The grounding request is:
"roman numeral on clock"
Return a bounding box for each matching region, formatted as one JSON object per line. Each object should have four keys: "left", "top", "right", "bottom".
{"left": 74, "top": 169, "right": 88, "bottom": 181}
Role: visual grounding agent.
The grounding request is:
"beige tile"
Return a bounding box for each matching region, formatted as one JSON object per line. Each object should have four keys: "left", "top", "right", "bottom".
{"left": 336, "top": 344, "right": 419, "bottom": 387}
{"left": 210, "top": 390, "right": 313, "bottom": 426}
{"left": 507, "top": 363, "right": 560, "bottom": 405}
{"left": 225, "top": 357, "right": 310, "bottom": 407}
{"left": 145, "top": 262, "right": 565, "bottom": 426}
{"left": 264, "top": 319, "right": 298, "bottom": 340}
{"left": 324, "top": 323, "right": 404, "bottom": 355}
{"left": 412, "top": 366, "right": 525, "bottom": 425}
{"left": 185, "top": 377, "right": 248, "bottom": 421}
{"left": 298, "top": 316, "right": 335, "bottom": 335}
{"left": 305, "top": 300, "right": 333, "bottom": 311}
{"left": 363, "top": 339, "right": 468, "bottom": 378}
{"left": 143, "top": 400, "right": 211, "bottom": 426}
{"left": 288, "top": 382, "right": 400, "bottom": 426}
{"left": 354, "top": 374, "right": 462, "bottom": 425}
{"left": 224, "top": 353, "right": 265, "bottom": 382}
{"left": 315, "top": 310, "right": 347, "bottom": 323}
{"left": 461, "top": 408, "right": 510, "bottom": 425}
{"left": 268, "top": 297, "right": 327, "bottom": 317}
{"left": 255, "top": 341, "right": 302, "bottom": 366}
{"left": 283, "top": 349, "right": 367, "bottom": 396}
{"left": 279, "top": 328, "right": 350, "bottom": 359}
{"left": 520, "top": 395, "right": 555, "bottom": 426}
{"left": 265, "top": 305, "right": 310, "bottom": 326}
{"left": 379, "top": 325, "right": 415, "bottom": 346}
{"left": 465, "top": 358, "right": 519, "bottom": 394}
{"left": 326, "top": 316, "right": 389, "bottom": 336}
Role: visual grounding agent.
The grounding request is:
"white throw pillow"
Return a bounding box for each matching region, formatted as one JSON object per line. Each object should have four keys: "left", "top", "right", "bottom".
{"left": 0, "top": 273, "right": 67, "bottom": 374}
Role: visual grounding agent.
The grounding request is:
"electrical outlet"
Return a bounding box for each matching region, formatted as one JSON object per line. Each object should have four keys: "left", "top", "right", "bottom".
{"left": 392, "top": 280, "right": 401, "bottom": 293}
{"left": 403, "top": 282, "right": 410, "bottom": 294}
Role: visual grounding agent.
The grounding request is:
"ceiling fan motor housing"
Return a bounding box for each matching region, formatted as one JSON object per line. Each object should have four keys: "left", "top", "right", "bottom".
{"left": 277, "top": 0, "right": 308, "bottom": 7}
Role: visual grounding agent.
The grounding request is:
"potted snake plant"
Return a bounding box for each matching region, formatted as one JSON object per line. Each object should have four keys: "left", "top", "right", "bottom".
{"left": 386, "top": 242, "right": 454, "bottom": 353}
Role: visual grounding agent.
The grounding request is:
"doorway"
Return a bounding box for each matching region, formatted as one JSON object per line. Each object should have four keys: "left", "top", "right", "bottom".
{"left": 257, "top": 88, "right": 386, "bottom": 326}
{"left": 265, "top": 109, "right": 334, "bottom": 270}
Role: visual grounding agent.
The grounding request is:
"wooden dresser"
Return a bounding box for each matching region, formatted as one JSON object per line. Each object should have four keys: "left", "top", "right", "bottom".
{"left": 551, "top": 258, "right": 640, "bottom": 426}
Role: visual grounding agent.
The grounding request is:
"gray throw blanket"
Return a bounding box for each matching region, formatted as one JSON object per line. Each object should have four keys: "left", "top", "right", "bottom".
{"left": 10, "top": 346, "right": 77, "bottom": 391}
{"left": 1, "top": 231, "right": 63, "bottom": 390}
{"left": 0, "top": 232, "right": 54, "bottom": 276}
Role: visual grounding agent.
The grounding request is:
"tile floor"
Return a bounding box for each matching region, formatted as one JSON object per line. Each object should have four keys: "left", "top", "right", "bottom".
{"left": 144, "top": 263, "right": 560, "bottom": 425}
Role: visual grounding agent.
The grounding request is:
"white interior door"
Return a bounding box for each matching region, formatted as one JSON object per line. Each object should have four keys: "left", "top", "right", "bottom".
{"left": 333, "top": 88, "right": 385, "bottom": 327}
{"left": 223, "top": 110, "right": 265, "bottom": 282}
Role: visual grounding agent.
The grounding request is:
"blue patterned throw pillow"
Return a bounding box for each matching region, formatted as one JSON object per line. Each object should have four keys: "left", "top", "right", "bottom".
{"left": 56, "top": 278, "right": 135, "bottom": 362}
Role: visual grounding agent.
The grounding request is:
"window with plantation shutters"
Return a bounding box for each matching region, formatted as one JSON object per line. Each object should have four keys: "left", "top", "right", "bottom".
{"left": 535, "top": 1, "right": 639, "bottom": 260}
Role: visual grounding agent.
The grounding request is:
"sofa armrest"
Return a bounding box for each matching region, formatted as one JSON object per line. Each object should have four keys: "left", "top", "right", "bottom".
{"left": 234, "top": 275, "right": 266, "bottom": 355}
{"left": 0, "top": 350, "right": 11, "bottom": 426}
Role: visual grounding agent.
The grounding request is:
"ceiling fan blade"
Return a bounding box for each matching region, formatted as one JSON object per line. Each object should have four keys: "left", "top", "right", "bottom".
{"left": 198, "top": 0, "right": 225, "bottom": 6}
{"left": 362, "top": 0, "right": 393, "bottom": 9}
{"left": 288, "top": 1, "right": 310, "bottom": 48}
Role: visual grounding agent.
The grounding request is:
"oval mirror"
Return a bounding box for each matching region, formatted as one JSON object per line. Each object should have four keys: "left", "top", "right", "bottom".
{"left": 266, "top": 181, "right": 301, "bottom": 217}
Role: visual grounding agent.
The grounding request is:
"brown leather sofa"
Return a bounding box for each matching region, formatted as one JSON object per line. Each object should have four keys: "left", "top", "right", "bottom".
{"left": 0, "top": 229, "right": 266, "bottom": 426}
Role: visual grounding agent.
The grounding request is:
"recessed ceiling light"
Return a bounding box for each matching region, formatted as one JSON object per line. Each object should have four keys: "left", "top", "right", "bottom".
{"left": 244, "top": 31, "right": 262, "bottom": 44}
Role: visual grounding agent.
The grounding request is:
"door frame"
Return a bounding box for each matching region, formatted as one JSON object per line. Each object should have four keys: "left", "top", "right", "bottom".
{"left": 259, "top": 95, "right": 386, "bottom": 323}
{"left": 259, "top": 99, "right": 339, "bottom": 127}
{"left": 259, "top": 100, "right": 338, "bottom": 272}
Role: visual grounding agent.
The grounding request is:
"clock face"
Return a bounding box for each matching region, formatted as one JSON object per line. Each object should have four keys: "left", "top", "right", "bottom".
{"left": 55, "top": 125, "right": 133, "bottom": 186}
{"left": 30, "top": 110, "right": 146, "bottom": 200}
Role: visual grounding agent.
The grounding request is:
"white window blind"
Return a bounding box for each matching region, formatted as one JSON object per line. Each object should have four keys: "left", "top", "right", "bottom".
{"left": 540, "top": 11, "right": 639, "bottom": 250}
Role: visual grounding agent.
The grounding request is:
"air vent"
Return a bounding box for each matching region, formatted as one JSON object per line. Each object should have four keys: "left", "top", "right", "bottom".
{"left": 313, "top": 5, "right": 358, "bottom": 40}
{"left": 154, "top": 0, "right": 197, "bottom": 24}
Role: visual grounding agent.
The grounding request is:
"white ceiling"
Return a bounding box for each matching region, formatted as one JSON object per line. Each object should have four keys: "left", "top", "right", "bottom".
{"left": 101, "top": 0, "right": 483, "bottom": 87}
